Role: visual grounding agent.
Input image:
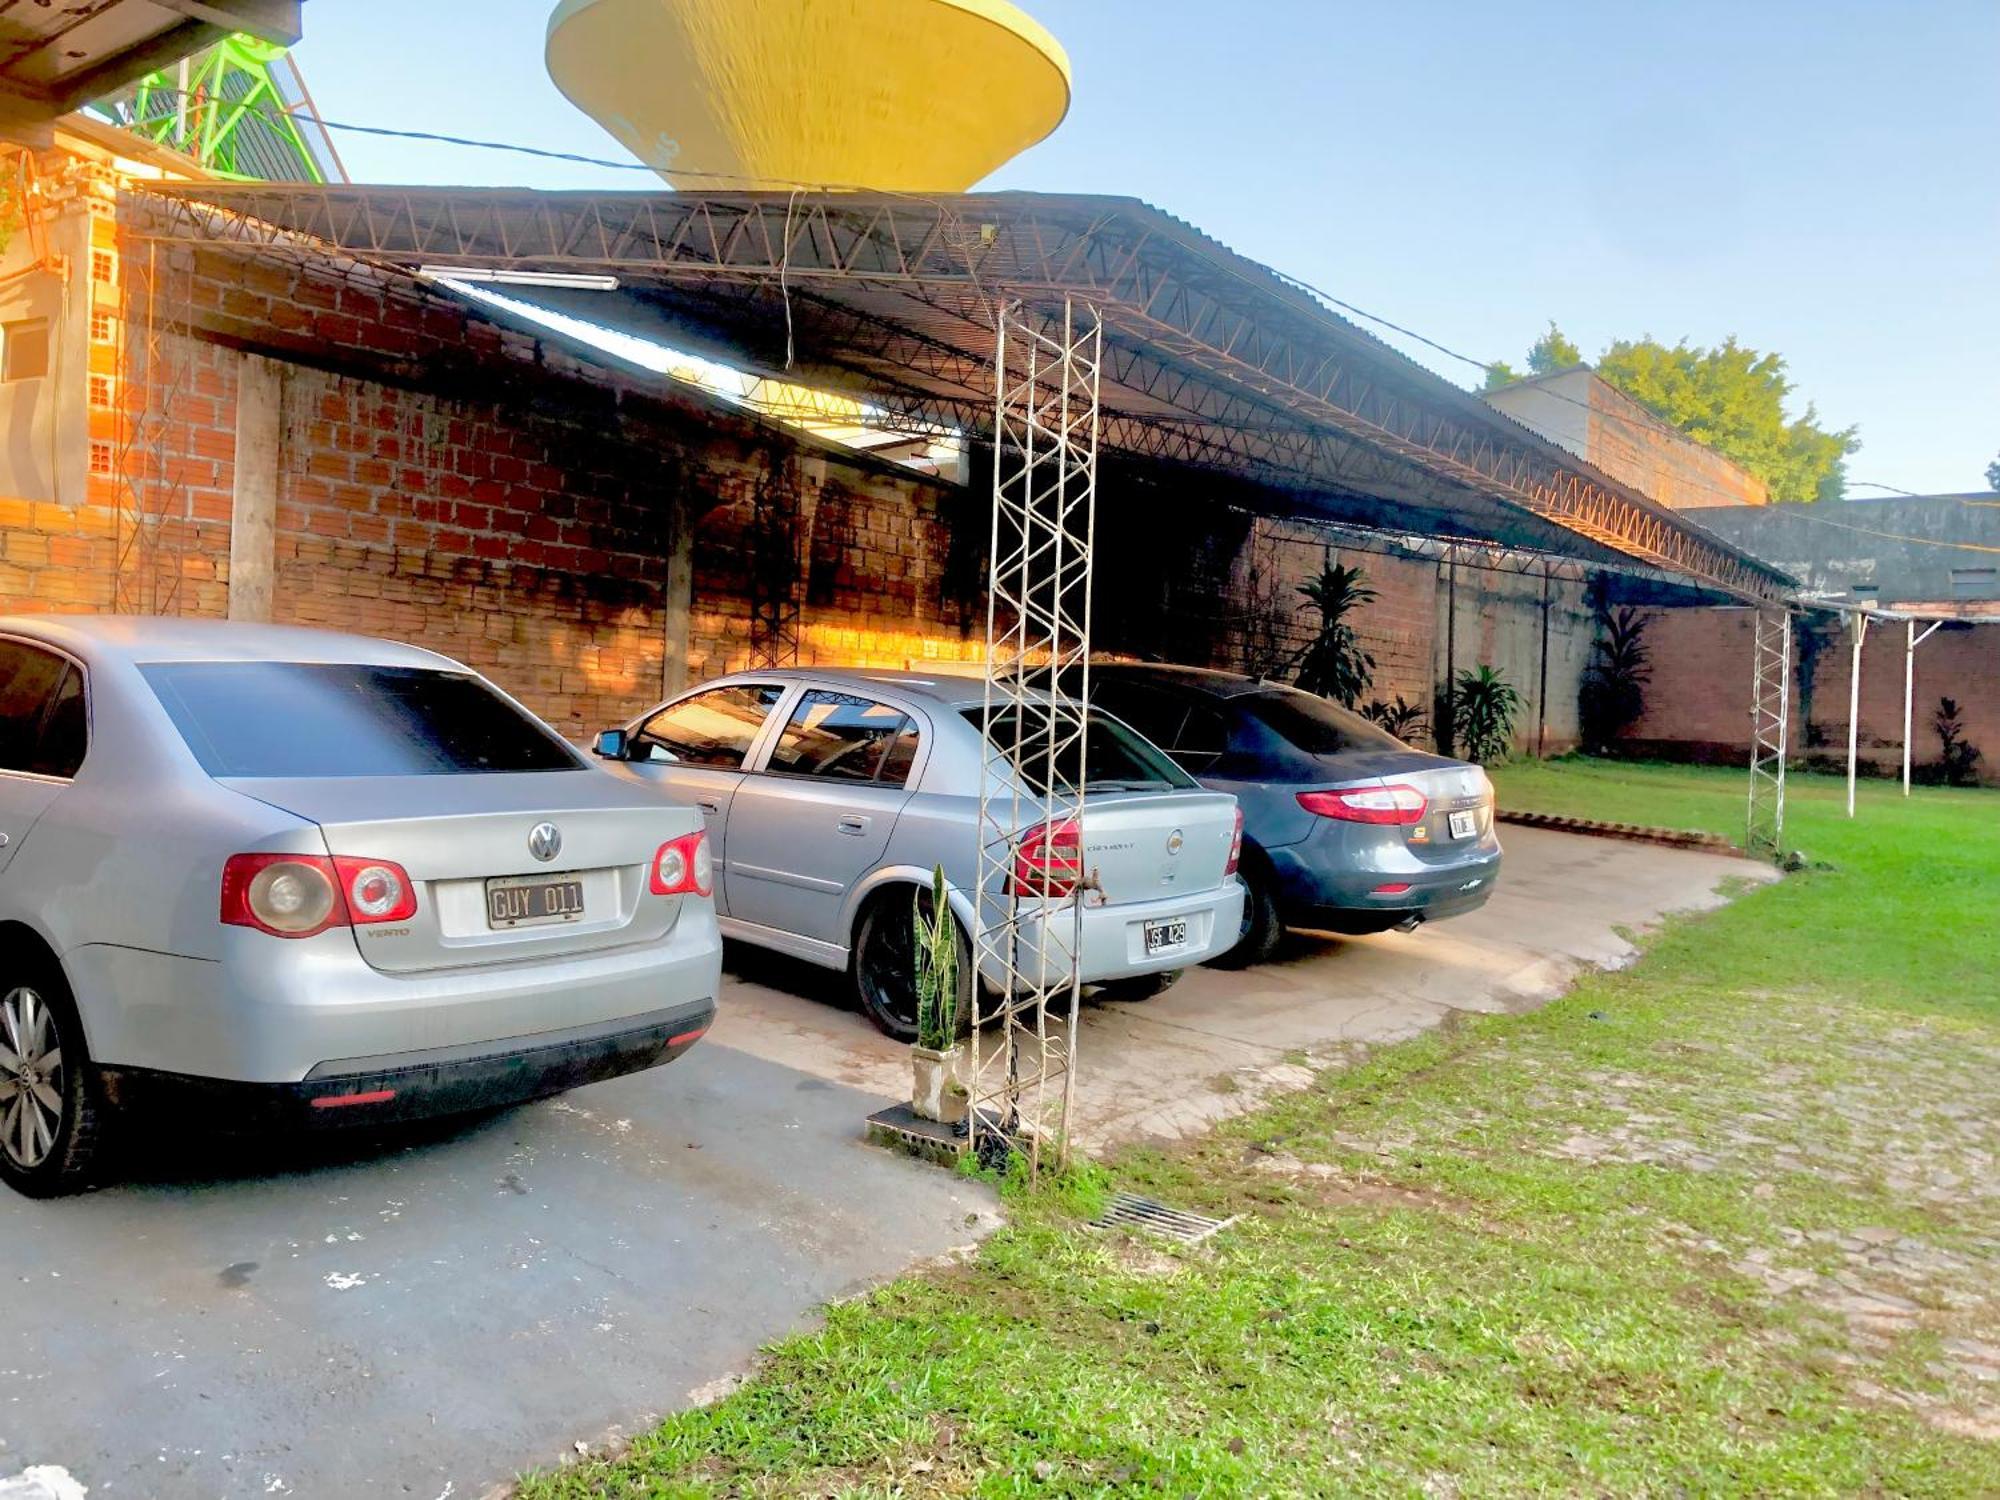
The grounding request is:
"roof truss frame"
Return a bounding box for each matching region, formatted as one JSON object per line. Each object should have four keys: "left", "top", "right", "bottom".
{"left": 136, "top": 183, "right": 1794, "bottom": 603}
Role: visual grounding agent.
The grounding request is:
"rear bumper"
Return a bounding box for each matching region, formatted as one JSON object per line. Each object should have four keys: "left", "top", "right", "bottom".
{"left": 1266, "top": 839, "right": 1502, "bottom": 929}
{"left": 69, "top": 903, "right": 724, "bottom": 1083}
{"left": 97, "top": 997, "right": 715, "bottom": 1130}
{"left": 975, "top": 882, "right": 1246, "bottom": 989}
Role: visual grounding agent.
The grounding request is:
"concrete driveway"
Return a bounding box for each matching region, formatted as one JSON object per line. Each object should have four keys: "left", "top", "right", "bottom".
{"left": 719, "top": 825, "right": 1772, "bottom": 1144}
{"left": 0, "top": 826, "right": 1761, "bottom": 1497}
{"left": 1, "top": 1050, "right": 999, "bottom": 1498}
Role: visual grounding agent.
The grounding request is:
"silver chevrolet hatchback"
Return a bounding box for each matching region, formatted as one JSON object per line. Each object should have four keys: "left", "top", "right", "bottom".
{"left": 0, "top": 617, "right": 722, "bottom": 1197}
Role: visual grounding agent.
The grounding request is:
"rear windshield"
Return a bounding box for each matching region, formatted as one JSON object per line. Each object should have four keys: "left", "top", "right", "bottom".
{"left": 143, "top": 662, "right": 582, "bottom": 778}
{"left": 963, "top": 705, "right": 1196, "bottom": 793}
{"left": 1241, "top": 689, "right": 1405, "bottom": 754}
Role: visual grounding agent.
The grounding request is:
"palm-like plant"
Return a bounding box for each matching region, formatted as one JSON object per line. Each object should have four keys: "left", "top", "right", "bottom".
{"left": 1579, "top": 604, "right": 1653, "bottom": 752}
{"left": 912, "top": 864, "right": 960, "bottom": 1051}
{"left": 1292, "top": 561, "right": 1377, "bottom": 707}
{"left": 1453, "top": 665, "right": 1523, "bottom": 765}
{"left": 1361, "top": 695, "right": 1428, "bottom": 741}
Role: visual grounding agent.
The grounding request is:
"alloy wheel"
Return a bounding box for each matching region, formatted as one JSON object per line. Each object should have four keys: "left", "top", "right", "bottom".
{"left": 858, "top": 902, "right": 921, "bottom": 1035}
{"left": 1, "top": 986, "right": 66, "bottom": 1170}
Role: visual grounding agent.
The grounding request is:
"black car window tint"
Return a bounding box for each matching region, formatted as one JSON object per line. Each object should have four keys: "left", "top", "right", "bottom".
{"left": 1170, "top": 704, "right": 1229, "bottom": 773}
{"left": 1095, "top": 683, "right": 1188, "bottom": 750}
{"left": 966, "top": 704, "right": 1196, "bottom": 793}
{"left": 0, "top": 642, "right": 68, "bottom": 775}
{"left": 142, "top": 663, "right": 581, "bottom": 777}
{"left": 877, "top": 719, "right": 922, "bottom": 786}
{"left": 26, "top": 664, "right": 86, "bottom": 779}
{"left": 1242, "top": 689, "right": 1404, "bottom": 754}
{"left": 637, "top": 684, "right": 786, "bottom": 768}
{"left": 767, "top": 690, "right": 911, "bottom": 783}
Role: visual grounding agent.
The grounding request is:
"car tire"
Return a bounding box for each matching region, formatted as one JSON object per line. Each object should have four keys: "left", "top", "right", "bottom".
{"left": 851, "top": 886, "right": 974, "bottom": 1044}
{"left": 0, "top": 956, "right": 106, "bottom": 1199}
{"left": 1209, "top": 862, "right": 1283, "bottom": 969}
{"left": 1093, "top": 969, "right": 1182, "bottom": 1003}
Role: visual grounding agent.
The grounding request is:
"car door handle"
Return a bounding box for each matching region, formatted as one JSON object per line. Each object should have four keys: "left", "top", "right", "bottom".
{"left": 696, "top": 798, "right": 721, "bottom": 814}
{"left": 837, "top": 814, "right": 869, "bottom": 836}
{"left": 0, "top": 831, "right": 9, "bottom": 848}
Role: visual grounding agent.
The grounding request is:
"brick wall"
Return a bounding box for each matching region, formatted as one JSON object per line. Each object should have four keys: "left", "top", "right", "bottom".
{"left": 1090, "top": 498, "right": 1592, "bottom": 756}
{"left": 1627, "top": 607, "right": 2000, "bottom": 785}
{"left": 0, "top": 180, "right": 982, "bottom": 736}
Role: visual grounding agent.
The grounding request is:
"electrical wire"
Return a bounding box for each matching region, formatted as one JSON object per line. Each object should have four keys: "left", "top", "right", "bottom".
{"left": 118, "top": 97, "right": 1936, "bottom": 517}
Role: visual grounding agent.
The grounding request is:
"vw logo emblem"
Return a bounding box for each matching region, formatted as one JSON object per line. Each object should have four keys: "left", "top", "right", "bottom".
{"left": 528, "top": 822, "right": 563, "bottom": 862}
{"left": 1165, "top": 828, "right": 1184, "bottom": 856}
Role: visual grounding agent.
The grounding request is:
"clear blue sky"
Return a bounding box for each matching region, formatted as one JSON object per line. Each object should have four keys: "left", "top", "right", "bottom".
{"left": 294, "top": 0, "right": 1999, "bottom": 496}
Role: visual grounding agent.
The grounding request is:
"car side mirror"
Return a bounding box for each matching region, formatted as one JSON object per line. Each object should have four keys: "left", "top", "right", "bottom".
{"left": 594, "top": 728, "right": 629, "bottom": 760}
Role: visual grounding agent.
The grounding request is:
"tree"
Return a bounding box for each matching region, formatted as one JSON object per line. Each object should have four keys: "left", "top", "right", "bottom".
{"left": 1986, "top": 452, "right": 2000, "bottom": 491}
{"left": 1593, "top": 335, "right": 1858, "bottom": 503}
{"left": 1292, "top": 560, "right": 1376, "bottom": 707}
{"left": 1482, "top": 322, "right": 1583, "bottom": 390}
{"left": 1525, "top": 322, "right": 1583, "bottom": 377}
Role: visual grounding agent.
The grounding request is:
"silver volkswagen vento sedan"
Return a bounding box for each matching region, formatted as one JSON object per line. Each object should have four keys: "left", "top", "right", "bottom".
{"left": 594, "top": 668, "right": 1246, "bottom": 1039}
{"left": 0, "top": 617, "right": 721, "bottom": 1197}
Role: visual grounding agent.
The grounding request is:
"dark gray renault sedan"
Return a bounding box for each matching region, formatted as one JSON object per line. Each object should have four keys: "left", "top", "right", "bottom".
{"left": 1092, "top": 663, "right": 1501, "bottom": 966}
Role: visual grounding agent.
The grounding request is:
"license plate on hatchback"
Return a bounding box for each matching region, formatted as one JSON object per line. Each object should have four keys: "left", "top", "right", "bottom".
{"left": 1144, "top": 918, "right": 1188, "bottom": 955}
{"left": 486, "top": 873, "right": 586, "bottom": 930}
{"left": 1447, "top": 810, "right": 1478, "bottom": 840}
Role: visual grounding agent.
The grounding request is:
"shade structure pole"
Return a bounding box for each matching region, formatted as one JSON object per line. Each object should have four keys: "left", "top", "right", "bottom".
{"left": 1847, "top": 611, "right": 1869, "bottom": 818}
{"left": 1902, "top": 620, "right": 1944, "bottom": 795}
{"left": 970, "top": 296, "right": 1102, "bottom": 1183}
{"left": 1747, "top": 610, "right": 1791, "bottom": 859}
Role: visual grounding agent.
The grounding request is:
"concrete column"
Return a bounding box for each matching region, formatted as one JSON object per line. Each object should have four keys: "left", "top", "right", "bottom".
{"left": 227, "top": 353, "right": 282, "bottom": 622}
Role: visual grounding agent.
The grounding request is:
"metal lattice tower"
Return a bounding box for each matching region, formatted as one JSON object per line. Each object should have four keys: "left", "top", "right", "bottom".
{"left": 1747, "top": 610, "right": 1792, "bottom": 858}
{"left": 108, "top": 35, "right": 345, "bottom": 184}
{"left": 969, "top": 298, "right": 1102, "bottom": 1181}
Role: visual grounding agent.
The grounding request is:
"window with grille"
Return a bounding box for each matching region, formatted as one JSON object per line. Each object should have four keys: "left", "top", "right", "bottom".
{"left": 88, "top": 442, "right": 114, "bottom": 477}
{"left": 89, "top": 374, "right": 112, "bottom": 408}
{"left": 91, "top": 250, "right": 115, "bottom": 284}
{"left": 90, "top": 310, "right": 114, "bottom": 343}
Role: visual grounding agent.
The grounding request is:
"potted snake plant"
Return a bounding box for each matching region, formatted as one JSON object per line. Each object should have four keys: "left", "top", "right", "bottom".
{"left": 909, "top": 864, "right": 967, "bottom": 1124}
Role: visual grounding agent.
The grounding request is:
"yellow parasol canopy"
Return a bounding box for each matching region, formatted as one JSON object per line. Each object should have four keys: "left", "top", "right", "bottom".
{"left": 545, "top": 0, "right": 1072, "bottom": 192}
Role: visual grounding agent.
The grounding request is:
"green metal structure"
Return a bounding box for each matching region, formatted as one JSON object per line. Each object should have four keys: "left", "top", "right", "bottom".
{"left": 105, "top": 35, "right": 344, "bottom": 184}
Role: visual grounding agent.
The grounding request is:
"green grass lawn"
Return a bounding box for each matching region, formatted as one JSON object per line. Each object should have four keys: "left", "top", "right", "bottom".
{"left": 522, "top": 761, "right": 2000, "bottom": 1498}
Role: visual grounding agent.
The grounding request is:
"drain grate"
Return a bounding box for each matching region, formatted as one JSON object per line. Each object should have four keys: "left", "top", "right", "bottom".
{"left": 1090, "top": 1191, "right": 1238, "bottom": 1245}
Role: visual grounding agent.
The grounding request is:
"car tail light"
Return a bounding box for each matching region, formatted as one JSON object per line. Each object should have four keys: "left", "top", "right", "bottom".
{"left": 222, "top": 853, "right": 418, "bottom": 938}
{"left": 1297, "top": 785, "right": 1428, "bottom": 826}
{"left": 1008, "top": 818, "right": 1082, "bottom": 898}
{"left": 335, "top": 858, "right": 417, "bottom": 923}
{"left": 1225, "top": 808, "right": 1243, "bottom": 876}
{"left": 650, "top": 830, "right": 713, "bottom": 897}
{"left": 1370, "top": 883, "right": 1414, "bottom": 897}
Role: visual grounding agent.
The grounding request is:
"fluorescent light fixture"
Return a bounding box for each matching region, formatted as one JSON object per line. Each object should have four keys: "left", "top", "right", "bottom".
{"left": 417, "top": 266, "right": 620, "bottom": 292}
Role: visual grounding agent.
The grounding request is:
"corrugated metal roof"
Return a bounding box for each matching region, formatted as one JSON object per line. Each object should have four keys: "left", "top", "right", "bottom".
{"left": 136, "top": 181, "right": 1795, "bottom": 602}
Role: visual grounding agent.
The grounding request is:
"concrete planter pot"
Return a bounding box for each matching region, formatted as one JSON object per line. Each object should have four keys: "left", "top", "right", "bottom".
{"left": 910, "top": 1044, "right": 967, "bottom": 1124}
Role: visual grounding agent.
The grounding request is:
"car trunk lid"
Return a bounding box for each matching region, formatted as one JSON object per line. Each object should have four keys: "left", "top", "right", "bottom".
{"left": 1307, "top": 751, "right": 1493, "bottom": 861}
{"left": 221, "top": 771, "right": 703, "bottom": 973}
{"left": 1077, "top": 789, "right": 1239, "bottom": 905}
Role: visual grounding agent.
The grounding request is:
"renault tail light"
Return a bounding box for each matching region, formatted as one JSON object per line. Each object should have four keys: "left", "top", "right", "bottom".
{"left": 1225, "top": 808, "right": 1244, "bottom": 875}
{"left": 1296, "top": 785, "right": 1428, "bottom": 826}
